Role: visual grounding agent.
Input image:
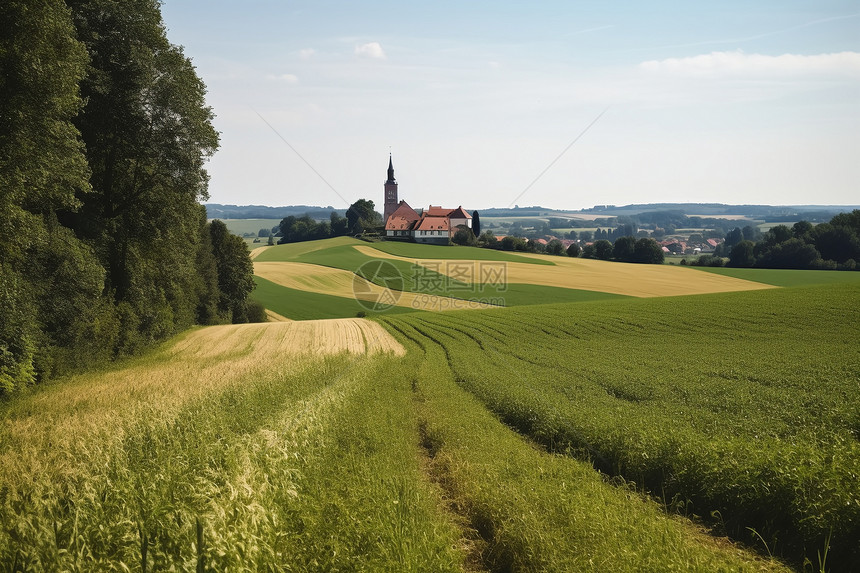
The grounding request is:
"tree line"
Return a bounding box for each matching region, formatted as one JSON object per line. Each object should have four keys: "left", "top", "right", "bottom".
{"left": 276, "top": 199, "right": 381, "bottom": 243}
{"left": 1, "top": 0, "right": 258, "bottom": 394}
{"left": 703, "top": 211, "right": 860, "bottom": 270}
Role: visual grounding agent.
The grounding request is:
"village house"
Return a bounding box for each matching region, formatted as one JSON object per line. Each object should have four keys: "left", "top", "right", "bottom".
{"left": 382, "top": 156, "right": 472, "bottom": 245}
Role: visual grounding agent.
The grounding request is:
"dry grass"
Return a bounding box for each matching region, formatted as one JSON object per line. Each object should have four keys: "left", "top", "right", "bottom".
{"left": 254, "top": 260, "right": 496, "bottom": 311}
{"left": 353, "top": 245, "right": 775, "bottom": 297}
{"left": 248, "top": 245, "right": 272, "bottom": 260}
{"left": 0, "top": 319, "right": 402, "bottom": 500}
{"left": 265, "top": 309, "right": 292, "bottom": 322}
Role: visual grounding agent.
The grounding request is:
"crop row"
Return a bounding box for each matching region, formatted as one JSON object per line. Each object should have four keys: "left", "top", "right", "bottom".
{"left": 383, "top": 318, "right": 790, "bottom": 571}
{"left": 382, "top": 283, "right": 860, "bottom": 569}
{"left": 0, "top": 348, "right": 463, "bottom": 571}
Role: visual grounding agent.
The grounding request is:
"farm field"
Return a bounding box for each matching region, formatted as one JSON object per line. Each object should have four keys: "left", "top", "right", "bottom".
{"left": 693, "top": 266, "right": 860, "bottom": 287}
{"left": 355, "top": 243, "right": 775, "bottom": 297}
{"left": 251, "top": 237, "right": 776, "bottom": 320}
{"left": 1, "top": 297, "right": 805, "bottom": 571}
{"left": 381, "top": 282, "right": 860, "bottom": 570}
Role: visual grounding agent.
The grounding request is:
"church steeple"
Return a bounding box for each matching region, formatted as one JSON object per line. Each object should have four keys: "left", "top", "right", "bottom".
{"left": 386, "top": 154, "right": 396, "bottom": 183}
{"left": 383, "top": 154, "right": 398, "bottom": 222}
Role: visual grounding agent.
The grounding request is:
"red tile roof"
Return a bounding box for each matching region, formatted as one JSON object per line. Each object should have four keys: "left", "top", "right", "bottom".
{"left": 414, "top": 214, "right": 449, "bottom": 231}
{"left": 384, "top": 201, "right": 420, "bottom": 230}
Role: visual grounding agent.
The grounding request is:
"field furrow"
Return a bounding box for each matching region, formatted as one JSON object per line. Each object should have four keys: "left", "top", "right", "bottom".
{"left": 381, "top": 283, "right": 860, "bottom": 569}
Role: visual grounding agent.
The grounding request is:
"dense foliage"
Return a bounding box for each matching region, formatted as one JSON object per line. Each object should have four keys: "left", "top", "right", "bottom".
{"left": 0, "top": 0, "right": 256, "bottom": 394}
{"left": 277, "top": 200, "right": 380, "bottom": 244}
{"left": 719, "top": 211, "right": 860, "bottom": 270}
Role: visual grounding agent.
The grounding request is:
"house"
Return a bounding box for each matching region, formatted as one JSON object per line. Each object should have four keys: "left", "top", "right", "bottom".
{"left": 381, "top": 156, "right": 472, "bottom": 244}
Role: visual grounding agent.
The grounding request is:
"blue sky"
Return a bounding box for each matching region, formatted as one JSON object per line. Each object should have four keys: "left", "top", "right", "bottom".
{"left": 161, "top": 1, "right": 860, "bottom": 210}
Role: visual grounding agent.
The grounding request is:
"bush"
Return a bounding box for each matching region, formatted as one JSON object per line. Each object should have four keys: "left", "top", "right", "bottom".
{"left": 246, "top": 300, "right": 268, "bottom": 323}
{"left": 567, "top": 243, "right": 581, "bottom": 257}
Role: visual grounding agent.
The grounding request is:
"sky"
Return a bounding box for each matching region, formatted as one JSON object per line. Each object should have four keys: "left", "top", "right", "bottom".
{"left": 160, "top": 0, "right": 860, "bottom": 211}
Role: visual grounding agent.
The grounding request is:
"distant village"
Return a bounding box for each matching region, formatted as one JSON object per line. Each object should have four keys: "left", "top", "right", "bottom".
{"left": 380, "top": 155, "right": 724, "bottom": 255}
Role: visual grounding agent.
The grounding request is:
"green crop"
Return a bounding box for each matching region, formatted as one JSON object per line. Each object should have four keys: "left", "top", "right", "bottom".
{"left": 381, "top": 283, "right": 860, "bottom": 569}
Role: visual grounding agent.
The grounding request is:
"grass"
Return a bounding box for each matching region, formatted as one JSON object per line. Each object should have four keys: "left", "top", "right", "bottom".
{"left": 6, "top": 280, "right": 844, "bottom": 570}
{"left": 366, "top": 241, "right": 553, "bottom": 265}
{"left": 692, "top": 265, "right": 860, "bottom": 287}
{"left": 216, "top": 218, "right": 282, "bottom": 237}
{"left": 0, "top": 328, "right": 463, "bottom": 571}
{"left": 251, "top": 275, "right": 421, "bottom": 320}
{"left": 379, "top": 283, "right": 860, "bottom": 569}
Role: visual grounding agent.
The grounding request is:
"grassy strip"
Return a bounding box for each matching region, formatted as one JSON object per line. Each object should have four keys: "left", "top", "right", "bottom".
{"left": 385, "top": 319, "right": 790, "bottom": 572}
{"left": 0, "top": 350, "right": 465, "bottom": 570}
{"left": 693, "top": 266, "right": 860, "bottom": 287}
{"left": 366, "top": 241, "right": 553, "bottom": 265}
{"left": 255, "top": 243, "right": 627, "bottom": 314}
{"left": 251, "top": 275, "right": 421, "bottom": 319}
{"left": 387, "top": 284, "right": 860, "bottom": 569}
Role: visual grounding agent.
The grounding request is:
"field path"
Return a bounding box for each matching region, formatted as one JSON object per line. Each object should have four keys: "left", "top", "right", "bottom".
{"left": 354, "top": 245, "right": 775, "bottom": 297}
{"left": 254, "top": 260, "right": 496, "bottom": 311}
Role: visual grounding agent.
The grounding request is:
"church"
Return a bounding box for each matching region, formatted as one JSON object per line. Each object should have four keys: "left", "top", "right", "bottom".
{"left": 382, "top": 156, "right": 472, "bottom": 245}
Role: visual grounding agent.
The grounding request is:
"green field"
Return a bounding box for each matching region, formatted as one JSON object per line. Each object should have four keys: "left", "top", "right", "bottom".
{"left": 381, "top": 283, "right": 860, "bottom": 569}
{"left": 253, "top": 238, "right": 631, "bottom": 314}
{"left": 693, "top": 266, "right": 860, "bottom": 287}
{"left": 252, "top": 276, "right": 423, "bottom": 320}
{"left": 366, "top": 240, "right": 553, "bottom": 265}
{"left": 7, "top": 237, "right": 859, "bottom": 570}
{"left": 4, "top": 288, "right": 829, "bottom": 570}
{"left": 218, "top": 218, "right": 282, "bottom": 237}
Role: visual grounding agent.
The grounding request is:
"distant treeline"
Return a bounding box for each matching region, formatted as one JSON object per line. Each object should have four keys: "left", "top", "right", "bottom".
{"left": 206, "top": 203, "right": 346, "bottom": 220}
{"left": 1, "top": 1, "right": 259, "bottom": 394}
{"left": 694, "top": 211, "right": 860, "bottom": 270}
{"left": 276, "top": 200, "right": 382, "bottom": 243}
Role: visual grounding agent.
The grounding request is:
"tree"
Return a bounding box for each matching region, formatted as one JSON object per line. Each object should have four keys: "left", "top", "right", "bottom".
{"left": 742, "top": 225, "right": 761, "bottom": 242}
{"left": 725, "top": 227, "right": 743, "bottom": 248}
{"left": 567, "top": 243, "right": 581, "bottom": 257}
{"left": 0, "top": 0, "right": 96, "bottom": 391}
{"left": 593, "top": 239, "right": 613, "bottom": 260}
{"left": 452, "top": 227, "right": 475, "bottom": 246}
{"left": 346, "top": 199, "right": 380, "bottom": 233}
{"left": 472, "top": 211, "right": 481, "bottom": 237}
{"left": 579, "top": 230, "right": 593, "bottom": 242}
{"left": 612, "top": 236, "right": 636, "bottom": 262}
{"left": 478, "top": 230, "right": 498, "bottom": 248}
{"left": 728, "top": 240, "right": 756, "bottom": 267}
{"left": 64, "top": 0, "right": 220, "bottom": 350}
{"left": 546, "top": 239, "right": 565, "bottom": 256}
{"left": 209, "top": 220, "right": 256, "bottom": 323}
{"left": 633, "top": 238, "right": 665, "bottom": 264}
{"left": 763, "top": 225, "right": 792, "bottom": 247}
{"left": 758, "top": 238, "right": 820, "bottom": 269}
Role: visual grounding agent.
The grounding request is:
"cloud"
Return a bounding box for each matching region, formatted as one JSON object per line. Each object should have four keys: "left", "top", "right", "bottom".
{"left": 355, "top": 42, "right": 386, "bottom": 59}
{"left": 639, "top": 50, "right": 860, "bottom": 78}
{"left": 299, "top": 48, "right": 316, "bottom": 59}
{"left": 267, "top": 73, "right": 299, "bottom": 83}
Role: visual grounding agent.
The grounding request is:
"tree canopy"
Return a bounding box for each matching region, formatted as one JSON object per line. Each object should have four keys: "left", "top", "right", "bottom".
{"left": 0, "top": 0, "right": 257, "bottom": 394}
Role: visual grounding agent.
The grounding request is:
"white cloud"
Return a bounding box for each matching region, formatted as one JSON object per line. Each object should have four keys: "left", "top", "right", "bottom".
{"left": 267, "top": 73, "right": 299, "bottom": 83}
{"left": 639, "top": 50, "right": 860, "bottom": 78}
{"left": 355, "top": 42, "right": 386, "bottom": 59}
{"left": 299, "top": 48, "right": 316, "bottom": 59}
{"left": 488, "top": 61, "right": 501, "bottom": 69}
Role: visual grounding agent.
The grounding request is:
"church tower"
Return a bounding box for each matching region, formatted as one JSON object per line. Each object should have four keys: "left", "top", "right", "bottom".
{"left": 383, "top": 154, "right": 398, "bottom": 223}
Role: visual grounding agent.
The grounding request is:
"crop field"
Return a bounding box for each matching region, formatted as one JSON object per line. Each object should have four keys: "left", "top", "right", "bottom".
{"left": 251, "top": 238, "right": 777, "bottom": 320}
{"left": 381, "top": 282, "right": 860, "bottom": 570}
{"left": 357, "top": 243, "right": 774, "bottom": 297}
{"left": 693, "top": 266, "right": 860, "bottom": 287}
{"left": 2, "top": 299, "right": 804, "bottom": 571}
